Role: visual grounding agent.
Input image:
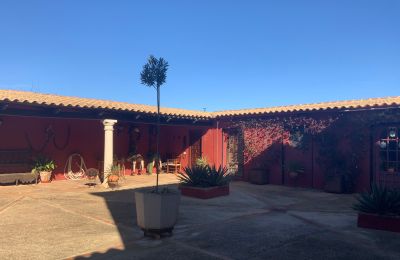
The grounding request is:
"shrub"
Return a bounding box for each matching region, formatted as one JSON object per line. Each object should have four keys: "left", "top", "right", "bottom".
{"left": 352, "top": 184, "right": 400, "bottom": 216}
{"left": 178, "top": 165, "right": 231, "bottom": 188}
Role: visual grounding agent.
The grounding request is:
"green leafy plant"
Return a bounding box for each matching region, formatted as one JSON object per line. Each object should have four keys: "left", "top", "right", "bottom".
{"left": 109, "top": 164, "right": 121, "bottom": 175}
{"left": 33, "top": 156, "right": 56, "bottom": 172}
{"left": 178, "top": 165, "right": 231, "bottom": 188}
{"left": 195, "top": 156, "right": 208, "bottom": 167}
{"left": 141, "top": 55, "right": 169, "bottom": 192}
{"left": 352, "top": 184, "right": 400, "bottom": 216}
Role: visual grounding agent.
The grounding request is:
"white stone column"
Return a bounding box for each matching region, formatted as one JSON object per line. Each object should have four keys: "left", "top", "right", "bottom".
{"left": 102, "top": 119, "right": 117, "bottom": 187}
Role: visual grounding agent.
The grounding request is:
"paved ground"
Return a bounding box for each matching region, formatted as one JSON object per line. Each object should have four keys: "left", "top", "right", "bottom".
{"left": 0, "top": 175, "right": 399, "bottom": 260}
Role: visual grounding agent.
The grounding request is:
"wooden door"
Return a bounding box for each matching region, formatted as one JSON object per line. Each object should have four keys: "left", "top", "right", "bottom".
{"left": 189, "top": 130, "right": 202, "bottom": 167}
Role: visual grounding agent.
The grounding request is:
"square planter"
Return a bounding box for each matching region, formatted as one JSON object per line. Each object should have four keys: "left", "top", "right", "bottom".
{"left": 357, "top": 213, "right": 400, "bottom": 233}
{"left": 135, "top": 190, "right": 181, "bottom": 232}
{"left": 179, "top": 185, "right": 229, "bottom": 199}
{"left": 249, "top": 169, "right": 269, "bottom": 185}
{"left": 324, "top": 175, "right": 345, "bottom": 193}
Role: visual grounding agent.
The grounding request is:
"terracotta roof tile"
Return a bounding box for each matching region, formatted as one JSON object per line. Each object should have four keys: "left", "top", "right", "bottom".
{"left": 1, "top": 89, "right": 400, "bottom": 119}
{"left": 213, "top": 96, "right": 400, "bottom": 117}
{"left": 0, "top": 90, "right": 211, "bottom": 118}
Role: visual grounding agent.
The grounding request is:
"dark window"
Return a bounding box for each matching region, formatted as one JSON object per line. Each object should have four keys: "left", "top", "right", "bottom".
{"left": 379, "top": 127, "right": 400, "bottom": 173}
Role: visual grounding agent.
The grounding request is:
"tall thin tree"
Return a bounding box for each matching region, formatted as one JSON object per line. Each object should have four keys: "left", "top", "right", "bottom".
{"left": 140, "top": 55, "right": 169, "bottom": 192}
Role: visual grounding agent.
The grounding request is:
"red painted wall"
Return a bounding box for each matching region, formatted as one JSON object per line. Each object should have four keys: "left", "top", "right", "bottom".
{"left": 0, "top": 115, "right": 215, "bottom": 179}
{"left": 201, "top": 124, "right": 224, "bottom": 167}
{"left": 219, "top": 112, "right": 376, "bottom": 192}
{"left": 0, "top": 111, "right": 383, "bottom": 192}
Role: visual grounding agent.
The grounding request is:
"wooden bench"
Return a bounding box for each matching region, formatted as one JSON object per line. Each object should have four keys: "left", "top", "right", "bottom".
{"left": 0, "top": 150, "right": 38, "bottom": 185}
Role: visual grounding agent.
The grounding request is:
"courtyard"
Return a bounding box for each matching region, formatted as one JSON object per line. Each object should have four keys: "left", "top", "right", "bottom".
{"left": 0, "top": 175, "right": 399, "bottom": 259}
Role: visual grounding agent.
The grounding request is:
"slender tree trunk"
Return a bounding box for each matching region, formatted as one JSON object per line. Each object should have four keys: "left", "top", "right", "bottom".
{"left": 156, "top": 85, "right": 160, "bottom": 192}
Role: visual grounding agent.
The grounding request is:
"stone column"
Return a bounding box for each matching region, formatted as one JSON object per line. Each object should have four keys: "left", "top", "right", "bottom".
{"left": 102, "top": 119, "right": 117, "bottom": 187}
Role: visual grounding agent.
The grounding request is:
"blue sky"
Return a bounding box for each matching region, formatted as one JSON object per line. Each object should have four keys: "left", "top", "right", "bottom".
{"left": 0, "top": 0, "right": 399, "bottom": 111}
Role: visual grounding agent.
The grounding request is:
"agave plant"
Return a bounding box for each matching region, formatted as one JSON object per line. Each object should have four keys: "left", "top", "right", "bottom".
{"left": 352, "top": 183, "right": 400, "bottom": 216}
{"left": 178, "top": 165, "right": 231, "bottom": 188}
{"left": 206, "top": 165, "right": 231, "bottom": 187}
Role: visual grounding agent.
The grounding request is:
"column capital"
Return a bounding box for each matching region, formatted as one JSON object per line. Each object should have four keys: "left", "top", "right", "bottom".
{"left": 102, "top": 119, "right": 118, "bottom": 130}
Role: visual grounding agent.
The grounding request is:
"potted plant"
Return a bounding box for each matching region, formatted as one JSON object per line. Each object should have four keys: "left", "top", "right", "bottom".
{"left": 249, "top": 159, "right": 270, "bottom": 185}
{"left": 107, "top": 164, "right": 121, "bottom": 187}
{"left": 353, "top": 184, "right": 400, "bottom": 233}
{"left": 135, "top": 56, "right": 181, "bottom": 237}
{"left": 248, "top": 150, "right": 278, "bottom": 185}
{"left": 178, "top": 165, "right": 232, "bottom": 199}
{"left": 33, "top": 156, "right": 56, "bottom": 183}
{"left": 286, "top": 161, "right": 305, "bottom": 178}
{"left": 323, "top": 158, "right": 355, "bottom": 194}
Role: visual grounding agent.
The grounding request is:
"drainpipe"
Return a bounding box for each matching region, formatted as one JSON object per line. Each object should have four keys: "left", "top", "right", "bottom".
{"left": 216, "top": 120, "right": 219, "bottom": 167}
{"left": 102, "top": 119, "right": 117, "bottom": 187}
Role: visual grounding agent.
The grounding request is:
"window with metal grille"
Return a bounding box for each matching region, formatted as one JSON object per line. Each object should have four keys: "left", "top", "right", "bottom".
{"left": 378, "top": 127, "right": 400, "bottom": 174}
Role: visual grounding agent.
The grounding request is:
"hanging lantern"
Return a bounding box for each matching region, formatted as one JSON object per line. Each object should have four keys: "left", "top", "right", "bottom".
{"left": 380, "top": 141, "right": 387, "bottom": 149}
{"left": 389, "top": 130, "right": 396, "bottom": 138}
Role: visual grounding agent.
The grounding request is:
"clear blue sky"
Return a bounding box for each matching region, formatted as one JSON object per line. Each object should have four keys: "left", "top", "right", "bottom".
{"left": 0, "top": 0, "right": 399, "bottom": 111}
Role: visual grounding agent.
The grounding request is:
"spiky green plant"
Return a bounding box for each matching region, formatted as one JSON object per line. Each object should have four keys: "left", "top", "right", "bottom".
{"left": 178, "top": 165, "right": 231, "bottom": 187}
{"left": 352, "top": 183, "right": 400, "bottom": 216}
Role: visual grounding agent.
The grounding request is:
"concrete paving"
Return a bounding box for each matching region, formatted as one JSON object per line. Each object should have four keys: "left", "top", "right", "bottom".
{"left": 0, "top": 175, "right": 399, "bottom": 259}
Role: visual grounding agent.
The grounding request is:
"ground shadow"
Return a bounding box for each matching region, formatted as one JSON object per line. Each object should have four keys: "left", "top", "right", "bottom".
{"left": 75, "top": 183, "right": 177, "bottom": 259}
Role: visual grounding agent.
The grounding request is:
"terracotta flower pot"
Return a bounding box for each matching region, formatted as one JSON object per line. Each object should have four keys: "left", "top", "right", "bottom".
{"left": 108, "top": 174, "right": 119, "bottom": 183}
{"left": 39, "top": 171, "right": 52, "bottom": 183}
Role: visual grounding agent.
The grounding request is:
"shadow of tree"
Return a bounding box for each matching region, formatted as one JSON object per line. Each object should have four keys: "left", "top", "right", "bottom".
{"left": 75, "top": 184, "right": 177, "bottom": 259}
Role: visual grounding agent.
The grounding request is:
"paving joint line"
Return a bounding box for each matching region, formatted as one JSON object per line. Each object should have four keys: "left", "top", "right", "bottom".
{"left": 28, "top": 195, "right": 137, "bottom": 232}
{"left": 0, "top": 195, "right": 26, "bottom": 215}
{"left": 171, "top": 240, "right": 234, "bottom": 260}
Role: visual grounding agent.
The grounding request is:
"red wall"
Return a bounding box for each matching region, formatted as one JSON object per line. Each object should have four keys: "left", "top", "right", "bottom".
{"left": 220, "top": 112, "right": 374, "bottom": 192}
{"left": 0, "top": 115, "right": 216, "bottom": 179}
{"left": 0, "top": 111, "right": 379, "bottom": 192}
{"left": 201, "top": 124, "right": 224, "bottom": 167}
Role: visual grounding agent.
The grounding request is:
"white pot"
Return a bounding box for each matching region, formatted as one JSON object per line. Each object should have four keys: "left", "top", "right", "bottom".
{"left": 39, "top": 171, "right": 52, "bottom": 182}
{"left": 135, "top": 190, "right": 181, "bottom": 230}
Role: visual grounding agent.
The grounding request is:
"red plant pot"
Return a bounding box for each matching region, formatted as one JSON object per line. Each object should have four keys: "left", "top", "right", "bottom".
{"left": 357, "top": 213, "right": 400, "bottom": 233}
{"left": 179, "top": 185, "right": 230, "bottom": 199}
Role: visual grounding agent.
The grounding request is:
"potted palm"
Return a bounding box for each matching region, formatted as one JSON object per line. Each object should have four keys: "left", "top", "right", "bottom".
{"left": 353, "top": 184, "right": 400, "bottom": 233}
{"left": 135, "top": 55, "right": 181, "bottom": 237}
{"left": 178, "top": 165, "right": 231, "bottom": 199}
{"left": 33, "top": 157, "right": 56, "bottom": 183}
